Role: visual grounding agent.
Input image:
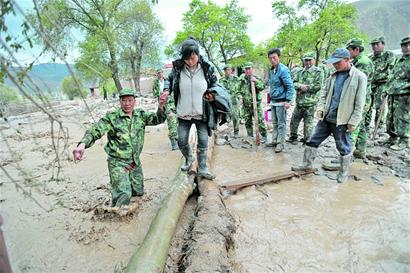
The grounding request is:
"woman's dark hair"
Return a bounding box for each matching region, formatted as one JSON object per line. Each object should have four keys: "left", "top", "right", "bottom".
{"left": 180, "top": 37, "right": 200, "bottom": 60}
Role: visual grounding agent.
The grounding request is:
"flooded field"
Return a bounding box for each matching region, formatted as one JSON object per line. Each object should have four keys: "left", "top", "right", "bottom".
{"left": 214, "top": 144, "right": 410, "bottom": 273}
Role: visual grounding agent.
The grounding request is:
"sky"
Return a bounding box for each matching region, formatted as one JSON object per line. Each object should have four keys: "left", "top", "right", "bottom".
{"left": 5, "top": 0, "right": 285, "bottom": 65}
{"left": 153, "top": 0, "right": 280, "bottom": 44}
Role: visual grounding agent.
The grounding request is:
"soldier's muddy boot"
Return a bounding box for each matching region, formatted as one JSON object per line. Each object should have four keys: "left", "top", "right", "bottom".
{"left": 197, "top": 148, "right": 215, "bottom": 180}
{"left": 353, "top": 149, "right": 368, "bottom": 163}
{"left": 390, "top": 139, "right": 409, "bottom": 151}
{"left": 180, "top": 144, "right": 194, "bottom": 171}
{"left": 275, "top": 142, "right": 284, "bottom": 153}
{"left": 170, "top": 138, "right": 179, "bottom": 150}
{"left": 291, "top": 146, "right": 317, "bottom": 171}
{"left": 114, "top": 193, "right": 131, "bottom": 207}
{"left": 337, "top": 154, "right": 351, "bottom": 183}
{"left": 287, "top": 136, "right": 298, "bottom": 145}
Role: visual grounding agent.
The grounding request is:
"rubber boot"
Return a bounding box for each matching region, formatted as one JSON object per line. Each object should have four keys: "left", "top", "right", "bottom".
{"left": 180, "top": 144, "right": 194, "bottom": 171}
{"left": 337, "top": 153, "right": 351, "bottom": 183}
{"left": 170, "top": 138, "right": 179, "bottom": 150}
{"left": 197, "top": 148, "right": 215, "bottom": 180}
{"left": 291, "top": 146, "right": 317, "bottom": 171}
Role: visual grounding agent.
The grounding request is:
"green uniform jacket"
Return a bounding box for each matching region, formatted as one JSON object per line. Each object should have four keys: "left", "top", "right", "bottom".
{"left": 80, "top": 108, "right": 166, "bottom": 163}
{"left": 220, "top": 75, "right": 240, "bottom": 103}
{"left": 152, "top": 78, "right": 161, "bottom": 98}
{"left": 386, "top": 55, "right": 410, "bottom": 96}
{"left": 293, "top": 65, "right": 324, "bottom": 107}
{"left": 237, "top": 74, "right": 265, "bottom": 106}
{"left": 352, "top": 52, "right": 374, "bottom": 89}
{"left": 370, "top": 50, "right": 395, "bottom": 86}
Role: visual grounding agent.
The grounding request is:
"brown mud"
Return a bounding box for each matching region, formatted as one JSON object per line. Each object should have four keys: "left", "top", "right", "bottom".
{"left": 1, "top": 91, "right": 409, "bottom": 272}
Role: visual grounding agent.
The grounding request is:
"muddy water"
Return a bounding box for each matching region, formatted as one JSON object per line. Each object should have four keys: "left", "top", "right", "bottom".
{"left": 213, "top": 145, "right": 410, "bottom": 273}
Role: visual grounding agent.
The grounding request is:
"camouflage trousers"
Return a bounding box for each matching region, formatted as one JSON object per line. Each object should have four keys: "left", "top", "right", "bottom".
{"left": 389, "top": 94, "right": 410, "bottom": 140}
{"left": 166, "top": 110, "right": 178, "bottom": 140}
{"left": 350, "top": 96, "right": 371, "bottom": 154}
{"left": 369, "top": 84, "right": 388, "bottom": 128}
{"left": 230, "top": 98, "right": 240, "bottom": 134}
{"left": 108, "top": 158, "right": 144, "bottom": 206}
{"left": 243, "top": 101, "right": 267, "bottom": 137}
{"left": 289, "top": 105, "right": 316, "bottom": 141}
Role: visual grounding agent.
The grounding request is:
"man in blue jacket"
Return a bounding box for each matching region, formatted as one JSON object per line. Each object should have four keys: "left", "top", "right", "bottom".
{"left": 267, "top": 48, "right": 295, "bottom": 153}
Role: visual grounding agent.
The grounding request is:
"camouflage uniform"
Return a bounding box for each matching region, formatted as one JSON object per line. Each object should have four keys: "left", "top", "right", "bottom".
{"left": 369, "top": 37, "right": 396, "bottom": 129}
{"left": 153, "top": 77, "right": 178, "bottom": 141}
{"left": 384, "top": 38, "right": 410, "bottom": 149}
{"left": 237, "top": 73, "right": 267, "bottom": 138}
{"left": 347, "top": 39, "right": 374, "bottom": 157}
{"left": 220, "top": 74, "right": 240, "bottom": 135}
{"left": 80, "top": 107, "right": 166, "bottom": 206}
{"left": 290, "top": 57, "right": 324, "bottom": 141}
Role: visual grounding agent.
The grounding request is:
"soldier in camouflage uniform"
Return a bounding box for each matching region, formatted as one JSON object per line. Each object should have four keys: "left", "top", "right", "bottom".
{"left": 237, "top": 62, "right": 267, "bottom": 142}
{"left": 153, "top": 69, "right": 178, "bottom": 150}
{"left": 369, "top": 36, "right": 396, "bottom": 133}
{"left": 346, "top": 38, "right": 374, "bottom": 160}
{"left": 382, "top": 36, "right": 410, "bottom": 150}
{"left": 73, "top": 88, "right": 167, "bottom": 207}
{"left": 289, "top": 52, "right": 324, "bottom": 143}
{"left": 318, "top": 60, "right": 335, "bottom": 82}
{"left": 219, "top": 64, "right": 240, "bottom": 137}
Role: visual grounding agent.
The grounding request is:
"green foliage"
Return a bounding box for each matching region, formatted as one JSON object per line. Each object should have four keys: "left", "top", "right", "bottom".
{"left": 0, "top": 83, "right": 20, "bottom": 106}
{"left": 269, "top": 0, "right": 366, "bottom": 66}
{"left": 173, "top": 0, "right": 253, "bottom": 74}
{"left": 60, "top": 76, "right": 86, "bottom": 100}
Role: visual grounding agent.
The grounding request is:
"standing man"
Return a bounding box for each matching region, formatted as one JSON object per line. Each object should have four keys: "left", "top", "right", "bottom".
{"left": 220, "top": 64, "right": 240, "bottom": 138}
{"left": 237, "top": 62, "right": 267, "bottom": 142}
{"left": 73, "top": 88, "right": 168, "bottom": 207}
{"left": 369, "top": 36, "right": 396, "bottom": 134}
{"left": 153, "top": 68, "right": 179, "bottom": 150}
{"left": 346, "top": 38, "right": 374, "bottom": 160}
{"left": 267, "top": 48, "right": 295, "bottom": 153}
{"left": 289, "top": 52, "right": 324, "bottom": 144}
{"left": 292, "top": 48, "right": 367, "bottom": 183}
{"left": 383, "top": 36, "right": 410, "bottom": 150}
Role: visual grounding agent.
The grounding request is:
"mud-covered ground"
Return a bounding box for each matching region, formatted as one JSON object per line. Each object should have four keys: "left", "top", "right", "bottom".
{"left": 1, "top": 89, "right": 409, "bottom": 272}
{"left": 0, "top": 95, "right": 195, "bottom": 272}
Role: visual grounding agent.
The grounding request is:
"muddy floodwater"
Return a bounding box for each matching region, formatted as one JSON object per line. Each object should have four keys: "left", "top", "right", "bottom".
{"left": 214, "top": 145, "right": 410, "bottom": 272}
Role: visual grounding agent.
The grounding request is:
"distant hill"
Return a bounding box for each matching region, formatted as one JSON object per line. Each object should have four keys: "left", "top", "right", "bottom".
{"left": 5, "top": 63, "right": 75, "bottom": 94}
{"left": 353, "top": 0, "right": 410, "bottom": 50}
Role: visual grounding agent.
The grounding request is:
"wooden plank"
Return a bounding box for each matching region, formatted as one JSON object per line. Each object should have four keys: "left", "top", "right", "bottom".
{"left": 220, "top": 169, "right": 316, "bottom": 192}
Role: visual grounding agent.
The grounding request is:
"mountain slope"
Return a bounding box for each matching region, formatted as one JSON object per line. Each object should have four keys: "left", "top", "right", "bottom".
{"left": 353, "top": 0, "right": 410, "bottom": 49}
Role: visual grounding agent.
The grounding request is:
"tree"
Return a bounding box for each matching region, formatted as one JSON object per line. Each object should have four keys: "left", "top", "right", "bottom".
{"left": 172, "top": 0, "right": 253, "bottom": 74}
{"left": 119, "top": 0, "right": 163, "bottom": 95}
{"left": 269, "top": 0, "right": 366, "bottom": 66}
{"left": 31, "top": 0, "right": 126, "bottom": 91}
{"left": 61, "top": 76, "right": 86, "bottom": 100}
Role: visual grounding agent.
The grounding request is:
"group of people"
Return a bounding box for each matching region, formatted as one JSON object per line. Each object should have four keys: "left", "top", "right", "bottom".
{"left": 73, "top": 35, "right": 409, "bottom": 207}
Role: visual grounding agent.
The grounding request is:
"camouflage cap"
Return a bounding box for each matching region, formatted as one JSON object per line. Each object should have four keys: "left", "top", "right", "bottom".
{"left": 400, "top": 36, "right": 410, "bottom": 45}
{"left": 243, "top": 62, "right": 253, "bottom": 68}
{"left": 302, "top": 51, "right": 316, "bottom": 60}
{"left": 370, "top": 36, "right": 385, "bottom": 44}
{"left": 346, "top": 38, "right": 364, "bottom": 48}
{"left": 223, "top": 64, "right": 233, "bottom": 70}
{"left": 156, "top": 67, "right": 163, "bottom": 73}
{"left": 119, "top": 88, "right": 136, "bottom": 97}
